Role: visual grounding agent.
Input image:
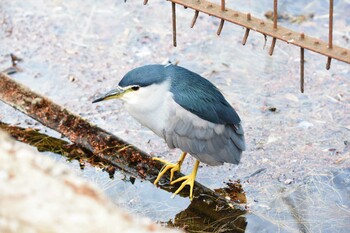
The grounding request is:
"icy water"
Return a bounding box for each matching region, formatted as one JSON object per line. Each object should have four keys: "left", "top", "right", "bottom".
{"left": 1, "top": 0, "right": 350, "bottom": 232}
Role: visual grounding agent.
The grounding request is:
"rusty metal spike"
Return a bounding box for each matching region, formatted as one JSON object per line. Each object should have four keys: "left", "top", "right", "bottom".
{"left": 326, "top": 0, "right": 333, "bottom": 70}
{"left": 172, "top": 2, "right": 177, "bottom": 47}
{"left": 269, "top": 38, "right": 277, "bottom": 56}
{"left": 300, "top": 47, "right": 305, "bottom": 93}
{"left": 242, "top": 28, "right": 250, "bottom": 45}
{"left": 217, "top": 19, "right": 225, "bottom": 36}
{"left": 191, "top": 10, "right": 199, "bottom": 28}
{"left": 221, "top": 0, "right": 225, "bottom": 11}
{"left": 326, "top": 57, "right": 332, "bottom": 70}
{"left": 273, "top": 0, "right": 278, "bottom": 29}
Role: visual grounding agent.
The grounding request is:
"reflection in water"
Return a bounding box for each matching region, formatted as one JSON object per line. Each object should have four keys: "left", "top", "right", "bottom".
{"left": 167, "top": 195, "right": 247, "bottom": 233}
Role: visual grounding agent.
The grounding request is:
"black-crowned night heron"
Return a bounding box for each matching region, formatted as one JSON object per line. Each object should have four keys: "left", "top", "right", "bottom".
{"left": 92, "top": 64, "right": 245, "bottom": 200}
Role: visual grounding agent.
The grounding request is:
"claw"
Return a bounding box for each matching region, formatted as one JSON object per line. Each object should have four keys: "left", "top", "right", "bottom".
{"left": 152, "top": 157, "right": 169, "bottom": 164}
{"left": 152, "top": 158, "right": 181, "bottom": 184}
{"left": 152, "top": 152, "right": 187, "bottom": 184}
{"left": 153, "top": 153, "right": 200, "bottom": 201}
{"left": 171, "top": 160, "right": 199, "bottom": 201}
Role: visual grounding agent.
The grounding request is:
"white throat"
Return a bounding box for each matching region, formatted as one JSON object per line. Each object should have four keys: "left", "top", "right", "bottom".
{"left": 121, "top": 80, "right": 172, "bottom": 137}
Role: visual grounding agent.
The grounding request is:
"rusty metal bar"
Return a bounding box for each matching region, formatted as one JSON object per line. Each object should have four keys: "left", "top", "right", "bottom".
{"left": 326, "top": 0, "right": 333, "bottom": 70}
{"left": 217, "top": 0, "right": 225, "bottom": 35}
{"left": 191, "top": 10, "right": 199, "bottom": 28}
{"left": 326, "top": 57, "right": 332, "bottom": 69}
{"left": 143, "top": 0, "right": 148, "bottom": 5}
{"left": 300, "top": 32, "right": 305, "bottom": 93}
{"left": 242, "top": 28, "right": 250, "bottom": 45}
{"left": 242, "top": 13, "right": 251, "bottom": 45}
{"left": 300, "top": 47, "right": 305, "bottom": 93}
{"left": 328, "top": 0, "right": 333, "bottom": 50}
{"left": 217, "top": 19, "right": 224, "bottom": 35}
{"left": 172, "top": 2, "right": 177, "bottom": 47}
{"left": 169, "top": 0, "right": 350, "bottom": 65}
{"left": 273, "top": 0, "right": 278, "bottom": 29}
{"left": 269, "top": 38, "right": 277, "bottom": 56}
{"left": 221, "top": 0, "right": 225, "bottom": 11}
{"left": 269, "top": 0, "right": 278, "bottom": 56}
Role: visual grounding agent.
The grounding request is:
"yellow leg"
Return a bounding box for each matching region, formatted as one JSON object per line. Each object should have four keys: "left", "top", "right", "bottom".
{"left": 153, "top": 152, "right": 187, "bottom": 184}
{"left": 171, "top": 160, "right": 200, "bottom": 201}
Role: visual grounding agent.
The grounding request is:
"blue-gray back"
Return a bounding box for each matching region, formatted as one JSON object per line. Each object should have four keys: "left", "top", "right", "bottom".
{"left": 119, "top": 64, "right": 241, "bottom": 125}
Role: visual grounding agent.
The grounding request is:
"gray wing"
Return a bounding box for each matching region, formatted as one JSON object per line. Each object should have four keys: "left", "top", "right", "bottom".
{"left": 168, "top": 65, "right": 241, "bottom": 125}
{"left": 163, "top": 103, "right": 245, "bottom": 166}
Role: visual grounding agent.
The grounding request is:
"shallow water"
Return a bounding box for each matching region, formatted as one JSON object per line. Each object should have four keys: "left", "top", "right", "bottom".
{"left": 1, "top": 0, "right": 349, "bottom": 232}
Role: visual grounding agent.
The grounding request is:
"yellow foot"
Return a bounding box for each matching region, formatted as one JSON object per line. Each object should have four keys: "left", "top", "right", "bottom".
{"left": 171, "top": 160, "right": 200, "bottom": 201}
{"left": 152, "top": 157, "right": 181, "bottom": 184}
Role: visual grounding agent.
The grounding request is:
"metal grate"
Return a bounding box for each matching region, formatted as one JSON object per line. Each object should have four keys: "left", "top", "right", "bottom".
{"left": 142, "top": 0, "right": 349, "bottom": 93}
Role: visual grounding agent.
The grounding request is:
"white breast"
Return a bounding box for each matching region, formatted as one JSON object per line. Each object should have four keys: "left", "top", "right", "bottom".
{"left": 121, "top": 80, "right": 173, "bottom": 137}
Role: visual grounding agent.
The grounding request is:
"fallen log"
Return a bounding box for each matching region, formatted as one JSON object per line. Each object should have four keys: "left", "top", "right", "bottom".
{"left": 0, "top": 121, "right": 118, "bottom": 177}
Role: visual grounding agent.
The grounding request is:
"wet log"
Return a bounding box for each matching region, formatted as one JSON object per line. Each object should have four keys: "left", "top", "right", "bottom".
{"left": 0, "top": 72, "right": 250, "bottom": 231}
{"left": 0, "top": 122, "right": 118, "bottom": 177}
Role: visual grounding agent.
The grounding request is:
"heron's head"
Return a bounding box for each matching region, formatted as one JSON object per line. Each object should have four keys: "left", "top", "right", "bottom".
{"left": 92, "top": 65, "right": 171, "bottom": 106}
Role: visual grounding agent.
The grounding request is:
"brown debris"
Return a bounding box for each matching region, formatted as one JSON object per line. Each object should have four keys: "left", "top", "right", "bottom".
{"left": 215, "top": 179, "right": 247, "bottom": 204}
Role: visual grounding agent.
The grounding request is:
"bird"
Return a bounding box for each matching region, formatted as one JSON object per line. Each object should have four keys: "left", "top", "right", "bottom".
{"left": 92, "top": 64, "right": 245, "bottom": 200}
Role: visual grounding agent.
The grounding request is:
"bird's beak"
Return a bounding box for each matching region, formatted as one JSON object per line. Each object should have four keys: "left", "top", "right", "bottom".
{"left": 92, "top": 86, "right": 126, "bottom": 103}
